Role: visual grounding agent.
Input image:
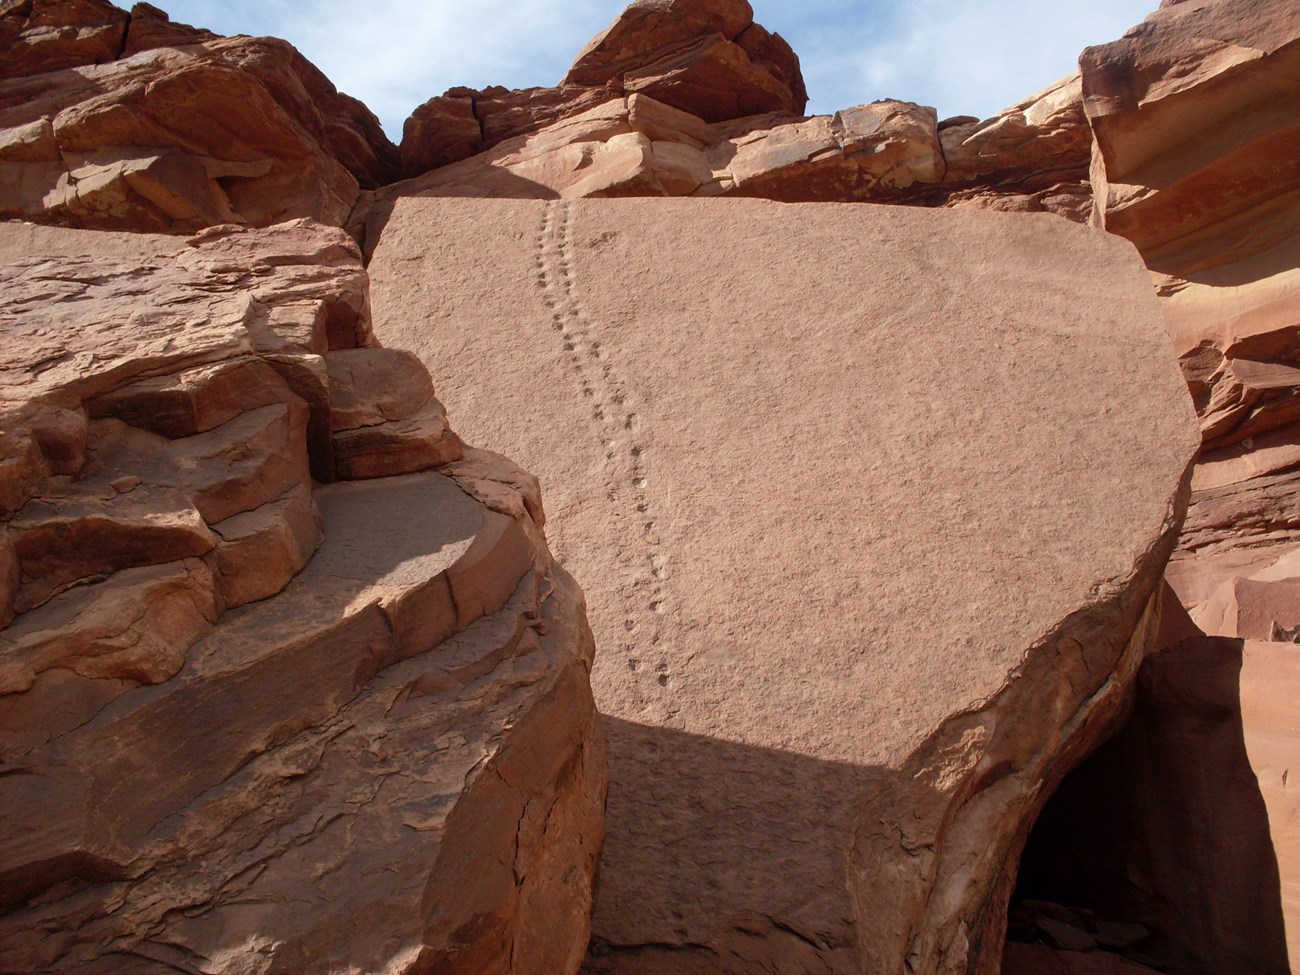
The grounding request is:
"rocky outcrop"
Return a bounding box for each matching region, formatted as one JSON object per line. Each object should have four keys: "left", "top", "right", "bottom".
{"left": 1083, "top": 0, "right": 1300, "bottom": 711}
{"left": 363, "top": 80, "right": 1092, "bottom": 253}
{"left": 0, "top": 219, "right": 604, "bottom": 974}
{"left": 398, "top": 0, "right": 805, "bottom": 181}
{"left": 0, "top": 0, "right": 398, "bottom": 232}
{"left": 387, "top": 0, "right": 1088, "bottom": 221}
{"left": 1083, "top": 0, "right": 1300, "bottom": 461}
{"left": 934, "top": 74, "right": 1093, "bottom": 221}
{"left": 6, "top": 0, "right": 1296, "bottom": 972}
{"left": 365, "top": 196, "right": 1198, "bottom": 975}
{"left": 401, "top": 85, "right": 618, "bottom": 178}
{"left": 1079, "top": 10, "right": 1300, "bottom": 960}
{"left": 562, "top": 0, "right": 802, "bottom": 123}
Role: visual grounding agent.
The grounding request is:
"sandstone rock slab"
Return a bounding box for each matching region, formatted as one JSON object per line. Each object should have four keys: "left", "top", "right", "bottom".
{"left": 367, "top": 197, "right": 1198, "bottom": 974}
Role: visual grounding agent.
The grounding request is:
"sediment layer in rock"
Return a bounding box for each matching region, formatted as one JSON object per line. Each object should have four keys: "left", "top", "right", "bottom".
{"left": 1084, "top": 17, "right": 1300, "bottom": 956}
{"left": 366, "top": 197, "right": 1198, "bottom": 975}
{"left": 0, "top": 219, "right": 604, "bottom": 975}
{"left": 1083, "top": 0, "right": 1300, "bottom": 462}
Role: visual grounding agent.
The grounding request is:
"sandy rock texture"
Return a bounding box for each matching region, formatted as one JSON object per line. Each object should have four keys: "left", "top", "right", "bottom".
{"left": 367, "top": 197, "right": 1199, "bottom": 975}
{"left": 0, "top": 0, "right": 398, "bottom": 232}
{"left": 0, "top": 219, "right": 604, "bottom": 975}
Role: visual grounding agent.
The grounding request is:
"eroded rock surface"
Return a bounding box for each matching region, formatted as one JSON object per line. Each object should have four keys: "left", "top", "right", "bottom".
{"left": 1082, "top": 8, "right": 1300, "bottom": 957}
{"left": 367, "top": 197, "right": 1198, "bottom": 975}
{"left": 0, "top": 219, "right": 604, "bottom": 975}
{"left": 0, "top": 0, "right": 398, "bottom": 232}
{"left": 1084, "top": 0, "right": 1300, "bottom": 581}
{"left": 398, "top": 0, "right": 806, "bottom": 180}
{"left": 374, "top": 0, "right": 1091, "bottom": 227}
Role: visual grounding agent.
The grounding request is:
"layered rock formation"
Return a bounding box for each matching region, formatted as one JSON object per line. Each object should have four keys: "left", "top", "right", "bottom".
{"left": 0, "top": 219, "right": 604, "bottom": 974}
{"left": 365, "top": 196, "right": 1198, "bottom": 975}
{"left": 364, "top": 0, "right": 1092, "bottom": 238}
{"left": 0, "top": 0, "right": 398, "bottom": 232}
{"left": 4, "top": 0, "right": 1096, "bottom": 241}
{"left": 1082, "top": 0, "right": 1300, "bottom": 602}
{"left": 361, "top": 82, "right": 1092, "bottom": 256}
{"left": 1081, "top": 5, "right": 1300, "bottom": 960}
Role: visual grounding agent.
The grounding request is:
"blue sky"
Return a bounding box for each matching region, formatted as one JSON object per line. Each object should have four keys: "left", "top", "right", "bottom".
{"left": 160, "top": 0, "right": 1156, "bottom": 139}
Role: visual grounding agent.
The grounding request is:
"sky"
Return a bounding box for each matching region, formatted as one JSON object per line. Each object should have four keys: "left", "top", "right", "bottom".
{"left": 158, "top": 0, "right": 1156, "bottom": 140}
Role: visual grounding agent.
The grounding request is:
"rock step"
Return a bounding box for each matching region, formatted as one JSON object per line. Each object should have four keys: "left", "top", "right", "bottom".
{"left": 0, "top": 470, "right": 539, "bottom": 956}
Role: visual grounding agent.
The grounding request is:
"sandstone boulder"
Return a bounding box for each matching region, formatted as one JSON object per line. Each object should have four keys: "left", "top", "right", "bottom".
{"left": 701, "top": 98, "right": 945, "bottom": 200}
{"left": 401, "top": 85, "right": 620, "bottom": 179}
{"left": 935, "top": 74, "right": 1093, "bottom": 221}
{"left": 396, "top": 0, "right": 804, "bottom": 183}
{"left": 367, "top": 197, "right": 1198, "bottom": 975}
{"left": 0, "top": 0, "right": 398, "bottom": 232}
{"left": 0, "top": 0, "right": 128, "bottom": 81}
{"left": 0, "top": 219, "right": 605, "bottom": 974}
{"left": 563, "top": 0, "right": 803, "bottom": 121}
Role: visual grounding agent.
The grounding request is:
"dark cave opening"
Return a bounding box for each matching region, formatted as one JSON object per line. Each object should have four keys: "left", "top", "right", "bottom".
{"left": 1002, "top": 628, "right": 1290, "bottom": 975}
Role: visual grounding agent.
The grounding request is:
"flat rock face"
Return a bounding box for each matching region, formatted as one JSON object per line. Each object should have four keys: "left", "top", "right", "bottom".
{"left": 0, "top": 219, "right": 604, "bottom": 975}
{"left": 0, "top": 0, "right": 398, "bottom": 232}
{"left": 367, "top": 197, "right": 1198, "bottom": 974}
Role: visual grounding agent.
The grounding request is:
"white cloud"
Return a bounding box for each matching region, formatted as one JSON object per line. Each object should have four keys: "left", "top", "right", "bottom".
{"left": 757, "top": 0, "right": 1155, "bottom": 119}
{"left": 163, "top": 0, "right": 613, "bottom": 135}
{"left": 159, "top": 0, "right": 1157, "bottom": 137}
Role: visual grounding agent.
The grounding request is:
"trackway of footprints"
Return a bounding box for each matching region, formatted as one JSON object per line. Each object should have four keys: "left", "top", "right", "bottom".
{"left": 534, "top": 202, "right": 672, "bottom": 689}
